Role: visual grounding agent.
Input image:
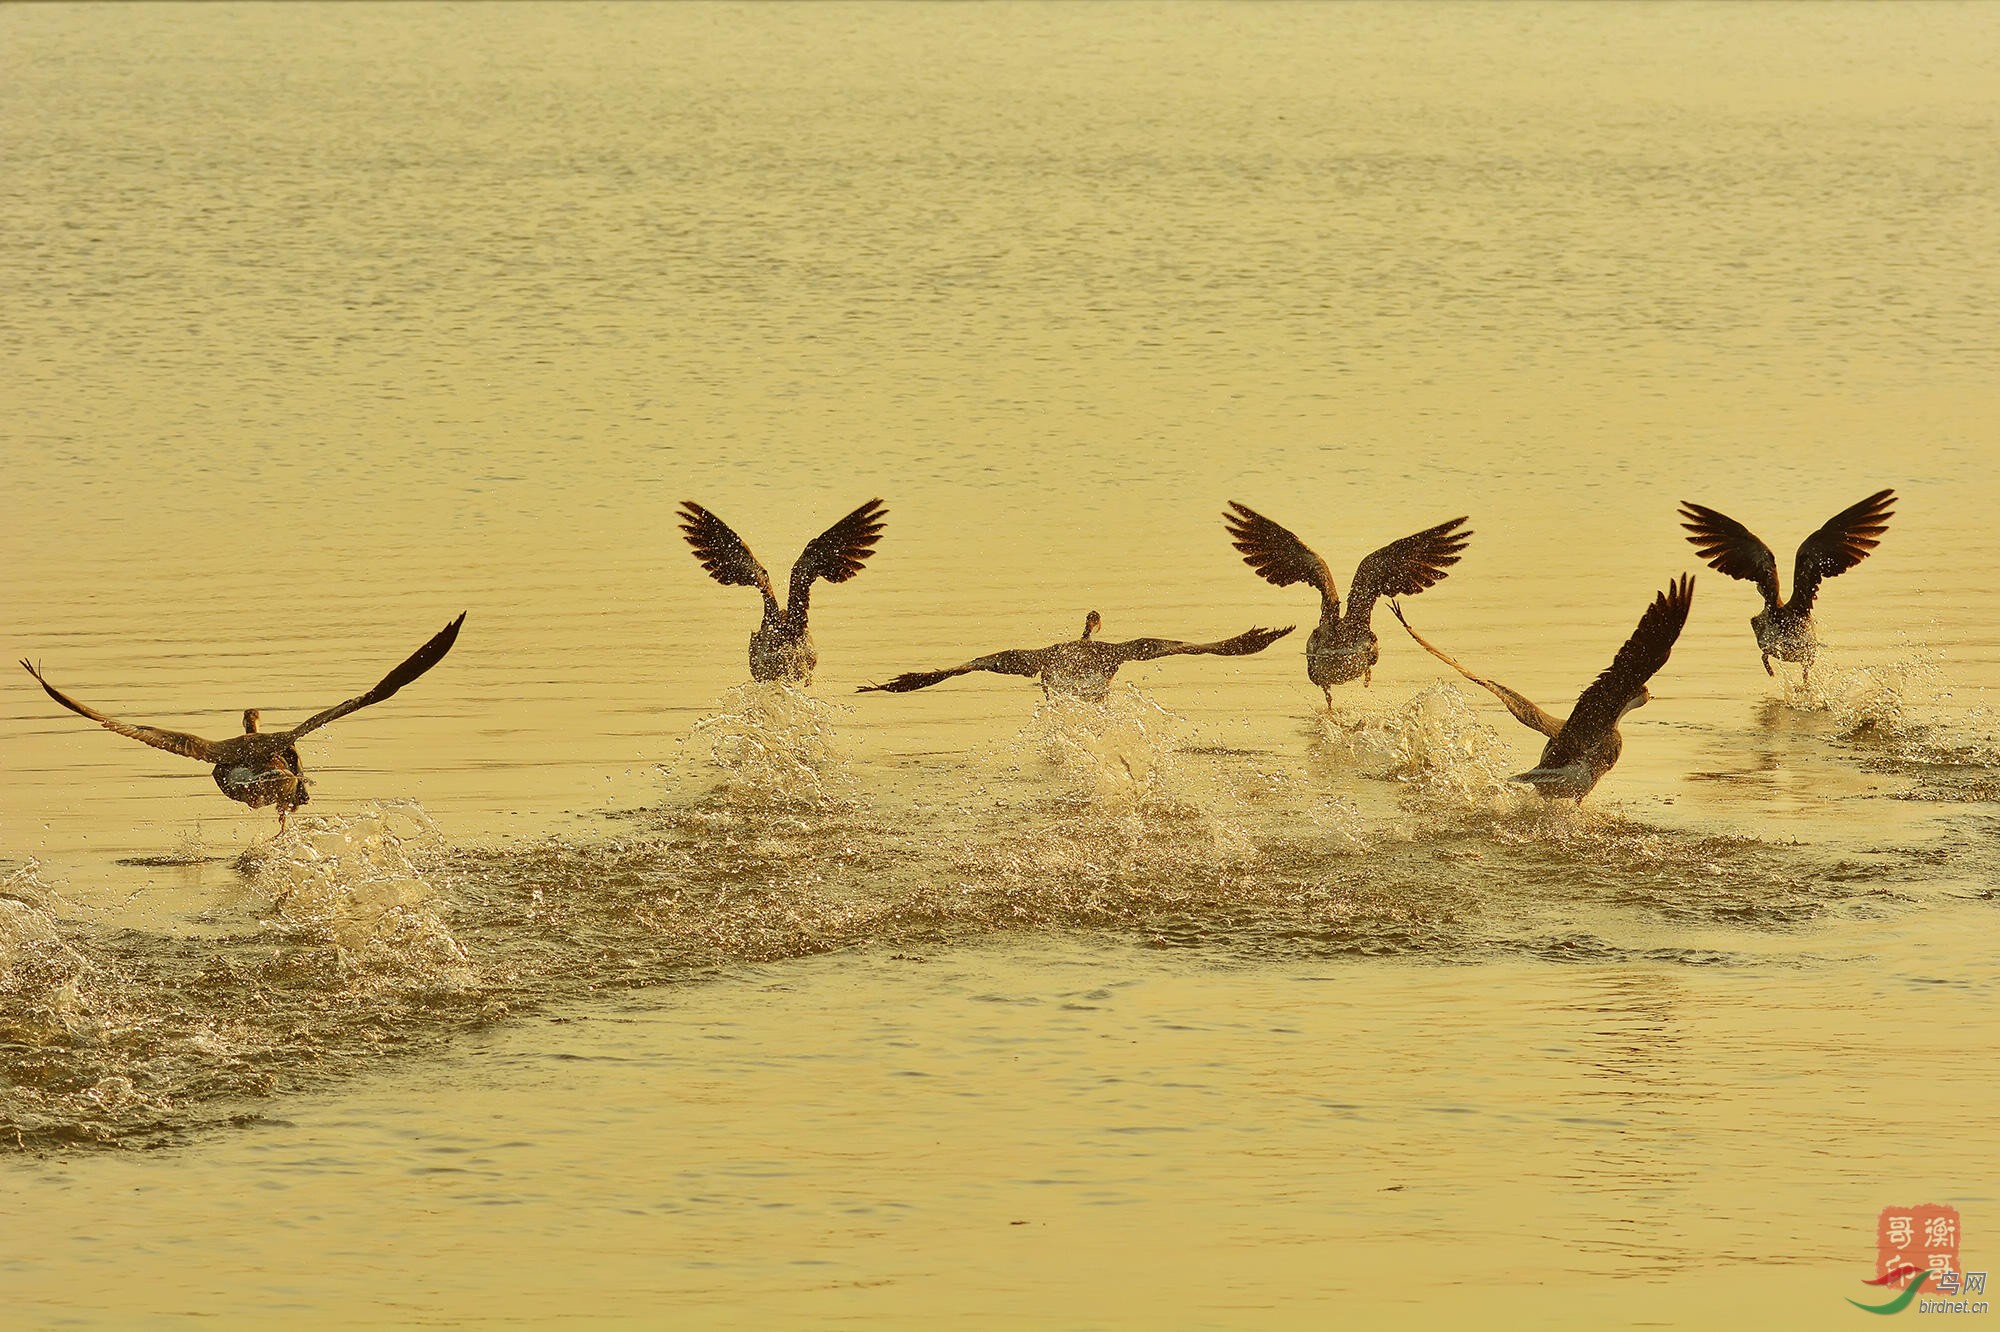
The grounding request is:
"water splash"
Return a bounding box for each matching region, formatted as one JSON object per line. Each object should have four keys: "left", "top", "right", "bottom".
{"left": 1785, "top": 648, "right": 2000, "bottom": 802}
{"left": 238, "top": 803, "right": 472, "bottom": 987}
{"left": 1006, "top": 686, "right": 1198, "bottom": 809}
{"left": 1376, "top": 683, "right": 1519, "bottom": 803}
{"left": 1826, "top": 650, "right": 1941, "bottom": 737}
{"left": 682, "top": 682, "right": 859, "bottom": 814}
{"left": 0, "top": 863, "right": 101, "bottom": 1048}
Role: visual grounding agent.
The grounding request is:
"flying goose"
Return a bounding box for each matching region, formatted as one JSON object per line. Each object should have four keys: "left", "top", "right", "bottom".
{"left": 1678, "top": 489, "right": 1894, "bottom": 683}
{"left": 679, "top": 498, "right": 886, "bottom": 685}
{"left": 1390, "top": 576, "right": 1693, "bottom": 801}
{"left": 21, "top": 613, "right": 466, "bottom": 830}
{"left": 1224, "top": 502, "right": 1470, "bottom": 705}
{"left": 858, "top": 611, "right": 1293, "bottom": 703}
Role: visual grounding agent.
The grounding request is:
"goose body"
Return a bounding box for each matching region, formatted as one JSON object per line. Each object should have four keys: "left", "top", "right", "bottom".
{"left": 1391, "top": 576, "right": 1693, "bottom": 802}
{"left": 859, "top": 611, "right": 1293, "bottom": 704}
{"left": 679, "top": 499, "right": 887, "bottom": 686}
{"left": 21, "top": 614, "right": 466, "bottom": 829}
{"left": 1678, "top": 489, "right": 1893, "bottom": 681}
{"left": 1223, "top": 502, "right": 1470, "bottom": 705}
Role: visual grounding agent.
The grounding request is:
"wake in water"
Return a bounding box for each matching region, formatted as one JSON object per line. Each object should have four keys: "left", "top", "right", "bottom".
{"left": 1, "top": 809, "right": 495, "bottom": 1149}
{"left": 1752, "top": 646, "right": 2000, "bottom": 803}
{"left": 7, "top": 667, "right": 1997, "bottom": 1151}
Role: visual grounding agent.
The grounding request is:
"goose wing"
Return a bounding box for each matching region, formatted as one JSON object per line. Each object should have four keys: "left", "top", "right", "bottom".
{"left": 678, "top": 501, "right": 774, "bottom": 596}
{"left": 287, "top": 613, "right": 466, "bottom": 739}
{"left": 857, "top": 647, "right": 1050, "bottom": 694}
{"left": 19, "top": 661, "right": 220, "bottom": 762}
{"left": 1543, "top": 575, "right": 1694, "bottom": 768}
{"left": 1678, "top": 501, "right": 1779, "bottom": 607}
{"left": 1223, "top": 502, "right": 1339, "bottom": 616}
{"left": 1387, "top": 602, "right": 1563, "bottom": 738}
{"left": 1790, "top": 488, "right": 1894, "bottom": 611}
{"left": 1106, "top": 624, "right": 1296, "bottom": 663}
{"left": 789, "top": 498, "right": 887, "bottom": 607}
{"left": 1345, "top": 517, "right": 1472, "bottom": 628}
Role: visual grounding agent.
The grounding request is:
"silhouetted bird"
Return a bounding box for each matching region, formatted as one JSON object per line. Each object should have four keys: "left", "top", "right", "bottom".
{"left": 1390, "top": 576, "right": 1693, "bottom": 802}
{"left": 22, "top": 614, "right": 466, "bottom": 830}
{"left": 1224, "top": 502, "right": 1470, "bottom": 705}
{"left": 679, "top": 498, "right": 886, "bottom": 685}
{"left": 859, "top": 611, "right": 1293, "bottom": 703}
{"left": 1678, "top": 489, "right": 1893, "bottom": 683}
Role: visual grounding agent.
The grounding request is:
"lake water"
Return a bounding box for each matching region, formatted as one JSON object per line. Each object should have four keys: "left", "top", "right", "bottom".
{"left": 3, "top": 4, "right": 1997, "bottom": 1327}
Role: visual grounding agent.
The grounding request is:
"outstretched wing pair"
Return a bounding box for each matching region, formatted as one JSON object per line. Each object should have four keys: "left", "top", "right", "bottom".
{"left": 858, "top": 624, "right": 1294, "bottom": 694}
{"left": 1223, "top": 502, "right": 1471, "bottom": 625}
{"left": 1678, "top": 489, "right": 1894, "bottom": 610}
{"left": 21, "top": 613, "right": 466, "bottom": 762}
{"left": 677, "top": 498, "right": 888, "bottom": 610}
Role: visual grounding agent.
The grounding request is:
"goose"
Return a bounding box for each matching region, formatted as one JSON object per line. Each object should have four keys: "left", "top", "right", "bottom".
{"left": 1389, "top": 577, "right": 1693, "bottom": 801}
{"left": 858, "top": 611, "right": 1293, "bottom": 703}
{"left": 21, "top": 613, "right": 465, "bottom": 830}
{"left": 679, "top": 498, "right": 886, "bottom": 685}
{"left": 1224, "top": 502, "right": 1470, "bottom": 705}
{"left": 1678, "top": 489, "right": 1893, "bottom": 683}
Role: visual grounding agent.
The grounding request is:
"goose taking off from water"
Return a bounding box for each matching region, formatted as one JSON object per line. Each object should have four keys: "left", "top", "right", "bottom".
{"left": 21, "top": 613, "right": 466, "bottom": 830}
{"left": 679, "top": 498, "right": 887, "bottom": 686}
{"left": 1223, "top": 502, "right": 1470, "bottom": 705}
{"left": 1390, "top": 576, "right": 1693, "bottom": 802}
{"left": 1678, "top": 489, "right": 1894, "bottom": 684}
{"left": 858, "top": 611, "right": 1294, "bottom": 703}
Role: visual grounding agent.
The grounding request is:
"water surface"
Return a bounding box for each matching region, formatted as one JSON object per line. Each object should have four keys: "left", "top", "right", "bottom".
{"left": 3, "top": 4, "right": 1997, "bottom": 1326}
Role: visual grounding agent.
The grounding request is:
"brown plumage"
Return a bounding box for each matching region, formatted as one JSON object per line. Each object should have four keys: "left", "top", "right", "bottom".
{"left": 859, "top": 611, "right": 1294, "bottom": 704}
{"left": 1391, "top": 576, "right": 1694, "bottom": 802}
{"left": 679, "top": 498, "right": 887, "bottom": 685}
{"left": 1678, "top": 489, "right": 1894, "bottom": 681}
{"left": 21, "top": 613, "right": 465, "bottom": 830}
{"left": 1224, "top": 502, "right": 1470, "bottom": 705}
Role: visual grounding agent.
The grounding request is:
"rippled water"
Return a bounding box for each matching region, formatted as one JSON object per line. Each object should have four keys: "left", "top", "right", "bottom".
{"left": 3, "top": 3, "right": 1998, "bottom": 1326}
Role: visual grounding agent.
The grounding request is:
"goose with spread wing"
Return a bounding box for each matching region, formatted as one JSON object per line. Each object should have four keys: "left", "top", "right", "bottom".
{"left": 1223, "top": 502, "right": 1470, "bottom": 705}
{"left": 21, "top": 613, "right": 466, "bottom": 829}
{"left": 1678, "top": 489, "right": 1893, "bottom": 683}
{"left": 1390, "top": 576, "right": 1694, "bottom": 801}
{"left": 858, "top": 611, "right": 1293, "bottom": 704}
{"left": 679, "top": 498, "right": 886, "bottom": 686}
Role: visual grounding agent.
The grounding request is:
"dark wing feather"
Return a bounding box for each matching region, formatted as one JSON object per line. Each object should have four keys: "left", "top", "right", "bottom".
{"left": 287, "top": 613, "right": 466, "bottom": 739}
{"left": 1106, "top": 625, "right": 1295, "bottom": 663}
{"left": 678, "top": 501, "right": 773, "bottom": 595}
{"left": 1791, "top": 488, "right": 1894, "bottom": 611}
{"left": 789, "top": 498, "right": 887, "bottom": 606}
{"left": 19, "top": 660, "right": 220, "bottom": 762}
{"left": 1678, "top": 501, "right": 1779, "bottom": 607}
{"left": 1387, "top": 603, "right": 1563, "bottom": 738}
{"left": 1345, "top": 517, "right": 1471, "bottom": 627}
{"left": 857, "top": 647, "right": 1049, "bottom": 694}
{"left": 1223, "top": 502, "right": 1339, "bottom": 615}
{"left": 1543, "top": 575, "right": 1694, "bottom": 767}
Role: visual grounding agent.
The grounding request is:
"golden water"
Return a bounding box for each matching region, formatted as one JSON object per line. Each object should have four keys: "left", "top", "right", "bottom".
{"left": 3, "top": 4, "right": 1998, "bottom": 1327}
